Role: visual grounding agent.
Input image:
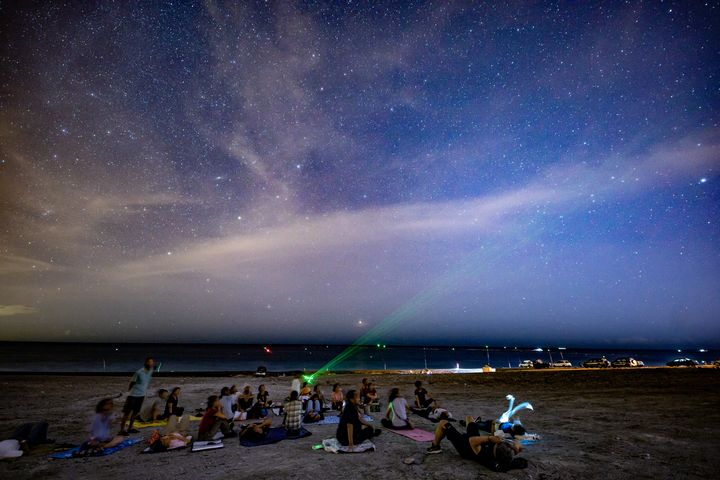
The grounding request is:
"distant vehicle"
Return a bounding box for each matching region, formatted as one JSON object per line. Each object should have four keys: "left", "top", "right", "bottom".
{"left": 519, "top": 360, "right": 534, "bottom": 369}
{"left": 666, "top": 357, "right": 699, "bottom": 367}
{"left": 551, "top": 359, "right": 572, "bottom": 368}
{"left": 533, "top": 359, "right": 550, "bottom": 369}
{"left": 255, "top": 366, "right": 267, "bottom": 376}
{"left": 712, "top": 359, "right": 720, "bottom": 368}
{"left": 635, "top": 360, "right": 645, "bottom": 367}
{"left": 581, "top": 357, "right": 611, "bottom": 368}
{"left": 611, "top": 357, "right": 639, "bottom": 367}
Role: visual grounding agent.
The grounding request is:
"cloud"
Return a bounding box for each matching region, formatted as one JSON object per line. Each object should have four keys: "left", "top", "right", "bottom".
{"left": 0, "top": 305, "right": 37, "bottom": 317}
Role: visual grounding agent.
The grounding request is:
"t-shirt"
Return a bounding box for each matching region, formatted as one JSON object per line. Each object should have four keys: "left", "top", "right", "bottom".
{"left": 89, "top": 413, "right": 114, "bottom": 442}
{"left": 140, "top": 398, "right": 163, "bottom": 421}
{"left": 164, "top": 395, "right": 180, "bottom": 417}
{"left": 198, "top": 407, "right": 219, "bottom": 437}
{"left": 219, "top": 396, "right": 235, "bottom": 419}
{"left": 336, "top": 402, "right": 361, "bottom": 445}
{"left": 257, "top": 391, "right": 270, "bottom": 404}
{"left": 290, "top": 378, "right": 301, "bottom": 394}
{"left": 390, "top": 397, "right": 409, "bottom": 427}
{"left": 415, "top": 387, "right": 428, "bottom": 405}
{"left": 283, "top": 400, "right": 303, "bottom": 430}
{"left": 129, "top": 368, "right": 153, "bottom": 397}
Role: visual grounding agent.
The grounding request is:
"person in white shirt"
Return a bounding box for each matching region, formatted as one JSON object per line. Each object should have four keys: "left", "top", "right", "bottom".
{"left": 381, "top": 387, "right": 413, "bottom": 430}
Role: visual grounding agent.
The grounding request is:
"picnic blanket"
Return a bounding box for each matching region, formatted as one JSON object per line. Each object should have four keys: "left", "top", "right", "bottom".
{"left": 134, "top": 416, "right": 202, "bottom": 429}
{"left": 49, "top": 438, "right": 141, "bottom": 459}
{"left": 316, "top": 414, "right": 373, "bottom": 425}
{"left": 321, "top": 438, "right": 375, "bottom": 453}
{"left": 239, "top": 427, "right": 312, "bottom": 447}
{"left": 385, "top": 428, "right": 435, "bottom": 442}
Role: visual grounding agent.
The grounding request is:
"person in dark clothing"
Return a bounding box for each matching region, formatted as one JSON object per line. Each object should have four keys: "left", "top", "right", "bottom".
{"left": 414, "top": 380, "right": 436, "bottom": 408}
{"left": 336, "top": 389, "right": 380, "bottom": 449}
{"left": 163, "top": 387, "right": 184, "bottom": 418}
{"left": 425, "top": 417, "right": 524, "bottom": 472}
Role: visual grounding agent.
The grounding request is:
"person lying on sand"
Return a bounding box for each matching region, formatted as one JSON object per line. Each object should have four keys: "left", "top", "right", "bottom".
{"left": 78, "top": 398, "right": 125, "bottom": 455}
{"left": 198, "top": 395, "right": 236, "bottom": 441}
{"left": 239, "top": 418, "right": 272, "bottom": 442}
{"left": 426, "top": 416, "right": 525, "bottom": 472}
{"left": 381, "top": 388, "right": 413, "bottom": 430}
{"left": 337, "top": 389, "right": 381, "bottom": 450}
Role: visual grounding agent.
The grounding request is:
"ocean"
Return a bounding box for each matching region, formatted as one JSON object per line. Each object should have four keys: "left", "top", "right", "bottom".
{"left": 0, "top": 342, "right": 716, "bottom": 373}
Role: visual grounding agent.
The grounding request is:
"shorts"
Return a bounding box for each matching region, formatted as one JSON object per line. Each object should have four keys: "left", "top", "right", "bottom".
{"left": 122, "top": 395, "right": 145, "bottom": 414}
{"left": 444, "top": 423, "right": 480, "bottom": 459}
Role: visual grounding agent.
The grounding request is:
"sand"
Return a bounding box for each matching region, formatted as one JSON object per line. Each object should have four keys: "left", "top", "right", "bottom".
{"left": 0, "top": 368, "right": 718, "bottom": 479}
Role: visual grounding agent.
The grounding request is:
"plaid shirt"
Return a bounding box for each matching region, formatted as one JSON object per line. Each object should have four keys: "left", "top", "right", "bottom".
{"left": 283, "top": 399, "right": 303, "bottom": 430}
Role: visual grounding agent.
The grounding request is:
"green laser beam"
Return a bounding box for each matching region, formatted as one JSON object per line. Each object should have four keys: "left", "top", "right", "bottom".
{"left": 306, "top": 228, "right": 539, "bottom": 382}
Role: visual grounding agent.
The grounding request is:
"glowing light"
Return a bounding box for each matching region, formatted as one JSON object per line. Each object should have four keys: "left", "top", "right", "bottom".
{"left": 699, "top": 177, "right": 707, "bottom": 183}
{"left": 263, "top": 346, "right": 272, "bottom": 354}
{"left": 499, "top": 394, "right": 534, "bottom": 423}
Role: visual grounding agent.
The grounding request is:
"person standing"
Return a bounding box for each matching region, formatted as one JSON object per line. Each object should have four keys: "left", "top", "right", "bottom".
{"left": 119, "top": 357, "right": 154, "bottom": 435}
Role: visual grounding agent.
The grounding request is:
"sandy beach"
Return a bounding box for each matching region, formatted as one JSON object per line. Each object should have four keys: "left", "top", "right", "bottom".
{"left": 1, "top": 368, "right": 718, "bottom": 479}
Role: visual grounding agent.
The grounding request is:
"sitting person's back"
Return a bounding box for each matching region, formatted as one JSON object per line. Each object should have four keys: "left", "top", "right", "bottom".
{"left": 283, "top": 391, "right": 303, "bottom": 434}
{"left": 381, "top": 388, "right": 413, "bottom": 430}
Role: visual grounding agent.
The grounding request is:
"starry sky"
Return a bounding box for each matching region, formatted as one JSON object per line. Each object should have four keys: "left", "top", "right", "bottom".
{"left": 1, "top": 1, "right": 718, "bottom": 347}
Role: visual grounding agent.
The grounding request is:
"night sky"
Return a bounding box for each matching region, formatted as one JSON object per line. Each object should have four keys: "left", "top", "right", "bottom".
{"left": 1, "top": 1, "right": 718, "bottom": 347}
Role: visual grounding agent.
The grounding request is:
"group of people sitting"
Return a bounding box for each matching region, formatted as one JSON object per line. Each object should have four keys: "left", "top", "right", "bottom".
{"left": 81, "top": 368, "right": 526, "bottom": 472}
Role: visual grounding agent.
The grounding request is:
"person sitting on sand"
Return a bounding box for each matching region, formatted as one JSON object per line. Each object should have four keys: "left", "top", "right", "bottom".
{"left": 239, "top": 418, "right": 273, "bottom": 442}
{"left": 257, "top": 384, "right": 272, "bottom": 407}
{"left": 425, "top": 416, "right": 525, "bottom": 472}
{"left": 365, "top": 382, "right": 378, "bottom": 404}
{"left": 140, "top": 389, "right": 168, "bottom": 422}
{"left": 238, "top": 385, "right": 255, "bottom": 412}
{"left": 304, "top": 391, "right": 324, "bottom": 423}
{"left": 79, "top": 398, "right": 125, "bottom": 455}
{"left": 220, "top": 386, "right": 242, "bottom": 422}
{"left": 337, "top": 390, "right": 381, "bottom": 449}
{"left": 283, "top": 390, "right": 304, "bottom": 435}
{"left": 198, "top": 395, "right": 236, "bottom": 441}
{"left": 163, "top": 387, "right": 184, "bottom": 418}
{"left": 381, "top": 388, "right": 413, "bottom": 430}
{"left": 312, "top": 385, "right": 326, "bottom": 409}
{"left": 119, "top": 357, "right": 154, "bottom": 435}
{"left": 414, "top": 380, "right": 436, "bottom": 409}
{"left": 331, "top": 384, "right": 344, "bottom": 410}
{"left": 290, "top": 374, "right": 302, "bottom": 397}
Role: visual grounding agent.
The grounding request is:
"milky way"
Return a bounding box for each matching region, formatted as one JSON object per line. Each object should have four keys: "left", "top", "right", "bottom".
{"left": 1, "top": 1, "right": 718, "bottom": 346}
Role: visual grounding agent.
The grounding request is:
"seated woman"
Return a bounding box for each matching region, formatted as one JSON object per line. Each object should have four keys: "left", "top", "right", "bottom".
{"left": 330, "top": 384, "right": 344, "bottom": 411}
{"left": 256, "top": 384, "right": 272, "bottom": 407}
{"left": 197, "top": 396, "right": 236, "bottom": 441}
{"left": 414, "top": 380, "right": 436, "bottom": 409}
{"left": 239, "top": 418, "right": 273, "bottom": 442}
{"left": 425, "top": 417, "right": 524, "bottom": 472}
{"left": 312, "top": 385, "right": 326, "bottom": 410}
{"left": 381, "top": 388, "right": 413, "bottom": 430}
{"left": 78, "top": 398, "right": 125, "bottom": 455}
{"left": 237, "top": 385, "right": 255, "bottom": 412}
{"left": 163, "top": 387, "right": 185, "bottom": 419}
{"left": 337, "top": 390, "right": 381, "bottom": 449}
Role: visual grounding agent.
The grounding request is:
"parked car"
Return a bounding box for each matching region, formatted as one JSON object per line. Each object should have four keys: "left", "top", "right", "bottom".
{"left": 533, "top": 359, "right": 551, "bottom": 369}
{"left": 255, "top": 365, "right": 267, "bottom": 376}
{"left": 518, "top": 360, "right": 534, "bottom": 369}
{"left": 551, "top": 359, "right": 573, "bottom": 368}
{"left": 611, "top": 357, "right": 639, "bottom": 367}
{"left": 635, "top": 360, "right": 645, "bottom": 367}
{"left": 712, "top": 359, "right": 720, "bottom": 369}
{"left": 666, "top": 357, "right": 699, "bottom": 367}
{"left": 581, "top": 357, "right": 611, "bottom": 368}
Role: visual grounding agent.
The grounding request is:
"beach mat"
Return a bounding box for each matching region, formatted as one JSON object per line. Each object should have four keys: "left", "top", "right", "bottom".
{"left": 191, "top": 440, "right": 224, "bottom": 452}
{"left": 386, "top": 428, "right": 435, "bottom": 442}
{"left": 321, "top": 438, "right": 374, "bottom": 453}
{"left": 134, "top": 416, "right": 202, "bottom": 429}
{"left": 49, "top": 438, "right": 141, "bottom": 459}
{"left": 316, "top": 414, "right": 373, "bottom": 425}
{"left": 240, "top": 427, "right": 311, "bottom": 447}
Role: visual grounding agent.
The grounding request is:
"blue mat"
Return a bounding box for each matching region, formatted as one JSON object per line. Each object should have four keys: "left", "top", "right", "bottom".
{"left": 50, "top": 438, "right": 141, "bottom": 459}
{"left": 316, "top": 415, "right": 373, "bottom": 425}
{"left": 240, "top": 427, "right": 311, "bottom": 447}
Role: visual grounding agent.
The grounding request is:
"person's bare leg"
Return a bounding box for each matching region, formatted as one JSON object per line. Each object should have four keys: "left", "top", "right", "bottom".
{"left": 119, "top": 412, "right": 130, "bottom": 433}
{"left": 127, "top": 412, "right": 138, "bottom": 431}
{"left": 432, "top": 419, "right": 448, "bottom": 446}
{"left": 178, "top": 415, "right": 190, "bottom": 436}
{"left": 104, "top": 435, "right": 125, "bottom": 449}
{"left": 164, "top": 415, "right": 179, "bottom": 435}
